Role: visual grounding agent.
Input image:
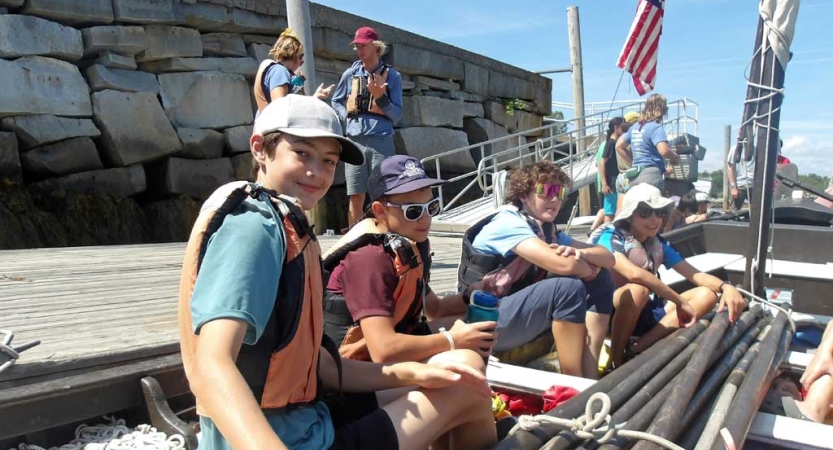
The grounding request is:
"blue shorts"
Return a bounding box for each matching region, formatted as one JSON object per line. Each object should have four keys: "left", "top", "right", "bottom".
{"left": 602, "top": 193, "right": 618, "bottom": 217}
{"left": 632, "top": 295, "right": 668, "bottom": 336}
{"left": 495, "top": 277, "right": 587, "bottom": 352}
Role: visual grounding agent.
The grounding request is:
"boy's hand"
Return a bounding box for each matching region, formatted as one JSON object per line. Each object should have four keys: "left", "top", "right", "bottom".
{"left": 408, "top": 361, "right": 491, "bottom": 398}
{"left": 602, "top": 184, "right": 612, "bottom": 194}
{"left": 717, "top": 284, "right": 745, "bottom": 322}
{"left": 550, "top": 244, "right": 583, "bottom": 260}
{"left": 675, "top": 302, "right": 697, "bottom": 328}
{"left": 449, "top": 320, "right": 497, "bottom": 357}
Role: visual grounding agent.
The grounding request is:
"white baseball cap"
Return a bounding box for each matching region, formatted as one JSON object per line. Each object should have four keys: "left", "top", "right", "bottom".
{"left": 613, "top": 183, "right": 674, "bottom": 226}
{"left": 695, "top": 192, "right": 709, "bottom": 203}
{"left": 254, "top": 94, "right": 364, "bottom": 166}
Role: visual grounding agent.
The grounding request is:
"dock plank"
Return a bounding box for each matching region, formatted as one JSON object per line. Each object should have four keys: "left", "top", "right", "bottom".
{"left": 0, "top": 236, "right": 467, "bottom": 384}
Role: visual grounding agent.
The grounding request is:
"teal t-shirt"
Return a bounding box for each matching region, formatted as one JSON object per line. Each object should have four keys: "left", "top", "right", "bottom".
{"left": 190, "top": 194, "right": 335, "bottom": 450}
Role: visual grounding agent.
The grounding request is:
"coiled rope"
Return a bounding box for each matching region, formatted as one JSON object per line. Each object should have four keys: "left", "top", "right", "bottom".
{"left": 9, "top": 417, "right": 186, "bottom": 450}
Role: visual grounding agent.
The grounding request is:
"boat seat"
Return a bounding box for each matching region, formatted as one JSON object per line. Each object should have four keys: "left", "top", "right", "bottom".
{"left": 724, "top": 258, "right": 833, "bottom": 281}
{"left": 658, "top": 252, "right": 745, "bottom": 287}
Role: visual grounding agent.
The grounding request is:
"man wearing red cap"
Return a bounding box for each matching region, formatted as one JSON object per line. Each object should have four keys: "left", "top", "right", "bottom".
{"left": 332, "top": 26, "right": 403, "bottom": 226}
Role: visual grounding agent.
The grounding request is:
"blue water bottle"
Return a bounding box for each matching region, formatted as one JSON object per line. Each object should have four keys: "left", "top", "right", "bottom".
{"left": 466, "top": 291, "right": 500, "bottom": 324}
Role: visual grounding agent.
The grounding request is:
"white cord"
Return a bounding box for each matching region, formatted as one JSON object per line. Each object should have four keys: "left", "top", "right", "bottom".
{"left": 9, "top": 417, "right": 186, "bottom": 450}
{"left": 735, "top": 286, "right": 796, "bottom": 333}
{"left": 508, "top": 392, "right": 685, "bottom": 450}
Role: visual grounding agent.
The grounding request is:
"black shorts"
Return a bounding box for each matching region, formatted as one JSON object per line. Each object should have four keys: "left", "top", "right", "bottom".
{"left": 328, "top": 392, "right": 399, "bottom": 450}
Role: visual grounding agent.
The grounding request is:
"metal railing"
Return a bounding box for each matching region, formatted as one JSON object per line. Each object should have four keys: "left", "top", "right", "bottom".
{"left": 421, "top": 98, "right": 699, "bottom": 213}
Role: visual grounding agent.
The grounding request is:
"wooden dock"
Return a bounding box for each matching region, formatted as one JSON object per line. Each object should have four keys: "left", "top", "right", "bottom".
{"left": 0, "top": 235, "right": 467, "bottom": 386}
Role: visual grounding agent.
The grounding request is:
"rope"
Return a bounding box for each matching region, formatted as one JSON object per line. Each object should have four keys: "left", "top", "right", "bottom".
{"left": 735, "top": 286, "right": 796, "bottom": 333}
{"left": 8, "top": 417, "right": 186, "bottom": 450}
{"left": 507, "top": 392, "right": 685, "bottom": 450}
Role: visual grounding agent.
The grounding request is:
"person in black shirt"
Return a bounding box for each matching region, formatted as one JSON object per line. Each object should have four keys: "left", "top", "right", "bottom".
{"left": 591, "top": 117, "right": 630, "bottom": 231}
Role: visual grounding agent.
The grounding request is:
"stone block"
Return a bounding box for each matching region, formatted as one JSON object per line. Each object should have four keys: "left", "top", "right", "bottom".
{"left": 399, "top": 96, "right": 464, "bottom": 129}
{"left": 401, "top": 80, "right": 416, "bottom": 91}
{"left": 201, "top": 32, "right": 246, "bottom": 57}
{"left": 0, "top": 56, "right": 92, "bottom": 118}
{"left": 515, "top": 110, "right": 544, "bottom": 135}
{"left": 0, "top": 131, "right": 21, "bottom": 180}
{"left": 463, "top": 102, "right": 484, "bottom": 119}
{"left": 483, "top": 101, "right": 515, "bottom": 130}
{"left": 175, "top": 2, "right": 231, "bottom": 32}
{"left": 159, "top": 71, "right": 253, "bottom": 129}
{"left": 390, "top": 44, "right": 464, "bottom": 80}
{"left": 0, "top": 115, "right": 100, "bottom": 149}
{"left": 394, "top": 127, "right": 472, "bottom": 173}
{"left": 140, "top": 57, "right": 257, "bottom": 77}
{"left": 533, "top": 78, "right": 552, "bottom": 115}
{"left": 33, "top": 165, "right": 147, "bottom": 197}
{"left": 20, "top": 136, "right": 103, "bottom": 177}
{"left": 147, "top": 157, "right": 234, "bottom": 200}
{"left": 421, "top": 90, "right": 455, "bottom": 100}
{"left": 112, "top": 0, "right": 178, "bottom": 24}
{"left": 92, "top": 90, "right": 181, "bottom": 166}
{"left": 92, "top": 51, "right": 137, "bottom": 70}
{"left": 462, "top": 63, "right": 489, "bottom": 97}
{"left": 223, "top": 125, "right": 252, "bottom": 154}
{"left": 20, "top": 0, "right": 113, "bottom": 25}
{"left": 450, "top": 90, "right": 486, "bottom": 103}
{"left": 137, "top": 26, "right": 202, "bottom": 62}
{"left": 242, "top": 34, "right": 275, "bottom": 45}
{"left": 488, "top": 71, "right": 535, "bottom": 101}
{"left": 0, "top": 1, "right": 22, "bottom": 8}
{"left": 412, "top": 75, "right": 459, "bottom": 92}
{"left": 81, "top": 26, "right": 146, "bottom": 56}
{"left": 231, "top": 152, "right": 254, "bottom": 181}
{"left": 463, "top": 117, "right": 512, "bottom": 157}
{"left": 314, "top": 56, "right": 351, "bottom": 75}
{"left": 85, "top": 65, "right": 159, "bottom": 94}
{"left": 0, "top": 15, "right": 83, "bottom": 61}
{"left": 229, "top": 7, "right": 284, "bottom": 34}
{"left": 312, "top": 27, "right": 355, "bottom": 61}
{"left": 176, "top": 128, "right": 224, "bottom": 159}
{"left": 247, "top": 43, "right": 270, "bottom": 62}
{"left": 0, "top": 7, "right": 8, "bottom": 13}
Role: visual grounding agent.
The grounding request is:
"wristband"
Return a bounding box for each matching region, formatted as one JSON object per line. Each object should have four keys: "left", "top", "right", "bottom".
{"left": 438, "top": 327, "right": 455, "bottom": 350}
{"left": 717, "top": 281, "right": 730, "bottom": 293}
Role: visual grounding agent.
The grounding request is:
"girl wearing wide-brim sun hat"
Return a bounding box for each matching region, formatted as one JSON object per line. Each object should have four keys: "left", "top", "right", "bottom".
{"left": 590, "top": 183, "right": 746, "bottom": 369}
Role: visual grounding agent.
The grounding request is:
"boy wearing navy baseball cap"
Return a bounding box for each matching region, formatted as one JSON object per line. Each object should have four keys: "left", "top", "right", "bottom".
{"left": 323, "top": 155, "right": 497, "bottom": 369}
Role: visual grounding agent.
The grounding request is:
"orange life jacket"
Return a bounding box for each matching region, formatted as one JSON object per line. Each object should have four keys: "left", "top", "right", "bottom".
{"left": 321, "top": 218, "right": 428, "bottom": 361}
{"left": 179, "top": 181, "right": 335, "bottom": 415}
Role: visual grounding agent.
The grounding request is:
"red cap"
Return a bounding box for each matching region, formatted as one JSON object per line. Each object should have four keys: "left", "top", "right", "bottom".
{"left": 351, "top": 26, "right": 379, "bottom": 44}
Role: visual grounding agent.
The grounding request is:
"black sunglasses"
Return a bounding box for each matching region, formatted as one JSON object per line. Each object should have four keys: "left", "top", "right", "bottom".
{"left": 385, "top": 198, "right": 442, "bottom": 221}
{"left": 635, "top": 205, "right": 669, "bottom": 220}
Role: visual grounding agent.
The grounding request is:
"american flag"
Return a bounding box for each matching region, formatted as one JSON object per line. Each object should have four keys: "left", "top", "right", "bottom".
{"left": 617, "top": 0, "right": 665, "bottom": 96}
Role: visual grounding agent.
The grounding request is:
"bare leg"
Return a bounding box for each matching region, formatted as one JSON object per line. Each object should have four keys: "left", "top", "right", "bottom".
{"left": 796, "top": 374, "right": 833, "bottom": 423}
{"left": 552, "top": 320, "right": 588, "bottom": 377}
{"left": 615, "top": 193, "right": 626, "bottom": 218}
{"left": 382, "top": 384, "right": 497, "bottom": 450}
{"left": 590, "top": 209, "right": 606, "bottom": 231}
{"left": 584, "top": 311, "right": 610, "bottom": 379}
{"left": 610, "top": 284, "right": 651, "bottom": 367}
{"left": 348, "top": 193, "right": 365, "bottom": 227}
{"left": 632, "top": 286, "right": 717, "bottom": 353}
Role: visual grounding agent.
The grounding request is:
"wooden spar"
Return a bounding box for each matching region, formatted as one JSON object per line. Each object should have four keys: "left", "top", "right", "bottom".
{"left": 689, "top": 338, "right": 766, "bottom": 450}
{"left": 709, "top": 312, "right": 791, "bottom": 450}
{"left": 731, "top": 16, "right": 764, "bottom": 170}
{"left": 678, "top": 317, "right": 767, "bottom": 428}
{"left": 493, "top": 315, "right": 714, "bottom": 450}
{"left": 632, "top": 313, "right": 731, "bottom": 450}
{"left": 595, "top": 374, "right": 678, "bottom": 450}
{"left": 742, "top": 2, "right": 796, "bottom": 297}
{"left": 705, "top": 305, "right": 763, "bottom": 366}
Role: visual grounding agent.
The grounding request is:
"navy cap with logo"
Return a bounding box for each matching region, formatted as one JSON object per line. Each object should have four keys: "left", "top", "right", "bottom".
{"left": 367, "top": 155, "right": 448, "bottom": 202}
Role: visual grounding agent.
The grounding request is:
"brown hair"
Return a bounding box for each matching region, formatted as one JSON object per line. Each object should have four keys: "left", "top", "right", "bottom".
{"left": 251, "top": 132, "right": 282, "bottom": 180}
{"left": 639, "top": 93, "right": 668, "bottom": 123}
{"left": 269, "top": 32, "right": 303, "bottom": 62}
{"left": 504, "top": 160, "right": 572, "bottom": 208}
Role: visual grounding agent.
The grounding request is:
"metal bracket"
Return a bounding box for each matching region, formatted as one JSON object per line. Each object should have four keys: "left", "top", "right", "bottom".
{"left": 141, "top": 376, "right": 200, "bottom": 450}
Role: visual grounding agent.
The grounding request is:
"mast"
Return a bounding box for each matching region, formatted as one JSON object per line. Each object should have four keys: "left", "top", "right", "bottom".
{"left": 742, "top": 0, "right": 800, "bottom": 297}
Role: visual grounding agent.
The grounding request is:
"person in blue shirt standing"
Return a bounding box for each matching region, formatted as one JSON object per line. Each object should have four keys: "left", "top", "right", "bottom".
{"left": 615, "top": 94, "right": 681, "bottom": 195}
{"left": 332, "top": 26, "right": 403, "bottom": 226}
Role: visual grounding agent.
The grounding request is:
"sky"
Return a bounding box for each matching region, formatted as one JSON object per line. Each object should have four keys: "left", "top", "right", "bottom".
{"left": 314, "top": 0, "right": 833, "bottom": 175}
